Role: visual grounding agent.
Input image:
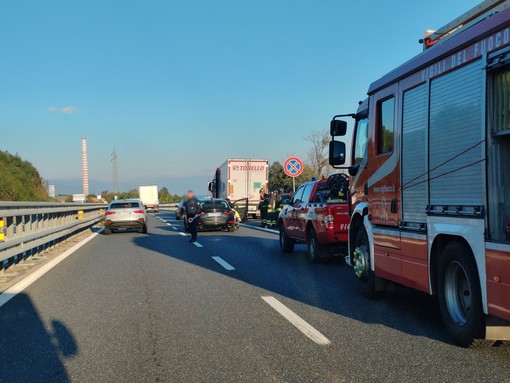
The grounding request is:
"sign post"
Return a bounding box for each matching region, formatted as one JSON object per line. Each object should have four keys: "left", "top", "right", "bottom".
{"left": 283, "top": 156, "right": 304, "bottom": 192}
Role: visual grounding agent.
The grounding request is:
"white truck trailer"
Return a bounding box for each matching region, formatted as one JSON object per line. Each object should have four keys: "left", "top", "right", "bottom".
{"left": 209, "top": 159, "right": 268, "bottom": 219}
{"left": 138, "top": 185, "right": 159, "bottom": 212}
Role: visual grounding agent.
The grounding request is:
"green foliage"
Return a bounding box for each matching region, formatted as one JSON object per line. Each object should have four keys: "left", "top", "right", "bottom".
{"left": 159, "top": 187, "right": 183, "bottom": 203}
{"left": 0, "top": 150, "right": 49, "bottom": 201}
{"left": 268, "top": 161, "right": 315, "bottom": 193}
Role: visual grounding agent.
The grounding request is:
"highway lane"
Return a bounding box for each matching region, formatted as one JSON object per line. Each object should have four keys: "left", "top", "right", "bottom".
{"left": 0, "top": 213, "right": 508, "bottom": 383}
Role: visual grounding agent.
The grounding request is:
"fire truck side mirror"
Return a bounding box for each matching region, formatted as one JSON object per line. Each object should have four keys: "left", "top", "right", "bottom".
{"left": 330, "top": 119, "right": 347, "bottom": 137}
{"left": 329, "top": 140, "right": 346, "bottom": 166}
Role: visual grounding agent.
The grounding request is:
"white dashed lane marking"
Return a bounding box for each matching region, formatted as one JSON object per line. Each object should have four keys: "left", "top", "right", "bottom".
{"left": 261, "top": 296, "right": 331, "bottom": 346}
{"left": 211, "top": 256, "right": 235, "bottom": 271}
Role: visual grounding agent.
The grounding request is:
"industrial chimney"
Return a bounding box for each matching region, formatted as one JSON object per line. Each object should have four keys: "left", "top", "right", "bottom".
{"left": 81, "top": 137, "right": 89, "bottom": 196}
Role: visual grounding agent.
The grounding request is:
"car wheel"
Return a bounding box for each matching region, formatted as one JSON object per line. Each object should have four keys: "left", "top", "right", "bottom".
{"left": 228, "top": 226, "right": 235, "bottom": 232}
{"left": 104, "top": 228, "right": 111, "bottom": 236}
{"left": 308, "top": 228, "right": 325, "bottom": 263}
{"left": 142, "top": 224, "right": 148, "bottom": 234}
{"left": 279, "top": 223, "right": 294, "bottom": 253}
{"left": 437, "top": 241, "right": 485, "bottom": 348}
{"left": 354, "top": 227, "right": 377, "bottom": 299}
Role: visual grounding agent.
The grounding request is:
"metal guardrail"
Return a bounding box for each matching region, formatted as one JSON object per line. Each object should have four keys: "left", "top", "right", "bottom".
{"left": 0, "top": 202, "right": 106, "bottom": 268}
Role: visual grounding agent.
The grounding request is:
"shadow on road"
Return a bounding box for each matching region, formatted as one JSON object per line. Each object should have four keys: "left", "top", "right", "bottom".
{"left": 132, "top": 214, "right": 461, "bottom": 346}
{"left": 0, "top": 293, "right": 77, "bottom": 383}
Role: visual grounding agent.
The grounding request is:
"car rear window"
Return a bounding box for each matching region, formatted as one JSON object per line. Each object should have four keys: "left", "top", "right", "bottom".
{"left": 110, "top": 202, "right": 141, "bottom": 209}
{"left": 201, "top": 201, "right": 229, "bottom": 210}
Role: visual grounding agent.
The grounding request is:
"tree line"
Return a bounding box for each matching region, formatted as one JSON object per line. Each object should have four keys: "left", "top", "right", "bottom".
{"left": 0, "top": 150, "right": 49, "bottom": 201}
{"left": 268, "top": 128, "right": 339, "bottom": 193}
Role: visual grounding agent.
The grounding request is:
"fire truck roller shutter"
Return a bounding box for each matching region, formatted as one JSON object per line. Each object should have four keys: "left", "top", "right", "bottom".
{"left": 402, "top": 84, "right": 428, "bottom": 223}
{"left": 429, "top": 60, "right": 484, "bottom": 207}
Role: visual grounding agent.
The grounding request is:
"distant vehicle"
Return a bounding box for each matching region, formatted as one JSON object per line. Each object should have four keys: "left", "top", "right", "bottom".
{"left": 208, "top": 159, "right": 268, "bottom": 219}
{"left": 175, "top": 201, "right": 185, "bottom": 220}
{"left": 278, "top": 174, "right": 349, "bottom": 263}
{"left": 104, "top": 198, "right": 147, "bottom": 235}
{"left": 184, "top": 198, "right": 236, "bottom": 232}
{"left": 72, "top": 193, "right": 86, "bottom": 203}
{"left": 139, "top": 185, "right": 159, "bottom": 212}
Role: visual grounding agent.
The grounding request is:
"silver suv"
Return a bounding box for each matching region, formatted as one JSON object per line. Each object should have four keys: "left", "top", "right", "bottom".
{"left": 104, "top": 198, "right": 148, "bottom": 235}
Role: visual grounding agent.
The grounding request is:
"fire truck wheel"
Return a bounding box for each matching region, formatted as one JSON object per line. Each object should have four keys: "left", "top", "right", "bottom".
{"left": 355, "top": 227, "right": 376, "bottom": 299}
{"left": 437, "top": 241, "right": 485, "bottom": 348}
{"left": 308, "top": 228, "right": 325, "bottom": 263}
{"left": 279, "top": 223, "right": 294, "bottom": 253}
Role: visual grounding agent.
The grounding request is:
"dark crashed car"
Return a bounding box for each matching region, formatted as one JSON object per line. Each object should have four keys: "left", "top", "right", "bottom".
{"left": 184, "top": 198, "right": 236, "bottom": 232}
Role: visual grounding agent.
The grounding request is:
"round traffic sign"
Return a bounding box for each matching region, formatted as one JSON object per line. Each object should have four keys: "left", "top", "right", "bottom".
{"left": 283, "top": 156, "right": 304, "bottom": 178}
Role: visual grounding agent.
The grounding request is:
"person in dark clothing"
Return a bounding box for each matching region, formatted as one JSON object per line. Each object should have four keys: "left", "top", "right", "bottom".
{"left": 181, "top": 190, "right": 201, "bottom": 242}
{"left": 258, "top": 188, "right": 269, "bottom": 228}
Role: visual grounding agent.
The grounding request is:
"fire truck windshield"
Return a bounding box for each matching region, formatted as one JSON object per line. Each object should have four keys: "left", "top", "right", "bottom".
{"left": 353, "top": 118, "right": 368, "bottom": 165}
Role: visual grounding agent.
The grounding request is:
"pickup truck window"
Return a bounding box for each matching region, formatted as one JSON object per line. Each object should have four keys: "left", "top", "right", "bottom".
{"left": 301, "top": 185, "right": 312, "bottom": 204}
{"left": 293, "top": 186, "right": 305, "bottom": 204}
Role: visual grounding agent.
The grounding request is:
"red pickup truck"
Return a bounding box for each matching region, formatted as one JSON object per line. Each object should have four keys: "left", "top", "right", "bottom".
{"left": 278, "top": 174, "right": 350, "bottom": 262}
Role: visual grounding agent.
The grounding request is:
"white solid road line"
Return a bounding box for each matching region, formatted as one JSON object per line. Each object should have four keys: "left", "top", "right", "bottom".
{"left": 239, "top": 223, "right": 279, "bottom": 235}
{"left": 166, "top": 223, "right": 172, "bottom": 226}
{"left": 193, "top": 242, "right": 204, "bottom": 248}
{"left": 261, "top": 296, "right": 331, "bottom": 346}
{"left": 211, "top": 256, "right": 235, "bottom": 271}
{"left": 179, "top": 232, "right": 188, "bottom": 236}
{"left": 0, "top": 230, "right": 103, "bottom": 309}
{"left": 171, "top": 227, "right": 178, "bottom": 231}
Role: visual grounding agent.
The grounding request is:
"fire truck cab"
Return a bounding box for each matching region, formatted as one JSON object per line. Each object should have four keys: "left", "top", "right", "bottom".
{"left": 330, "top": 0, "right": 510, "bottom": 347}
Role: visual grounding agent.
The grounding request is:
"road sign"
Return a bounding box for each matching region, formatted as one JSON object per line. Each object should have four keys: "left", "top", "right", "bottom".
{"left": 283, "top": 157, "right": 304, "bottom": 178}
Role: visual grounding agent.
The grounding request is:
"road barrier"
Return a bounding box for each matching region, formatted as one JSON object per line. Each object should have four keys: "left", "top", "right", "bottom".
{"left": 0, "top": 202, "right": 106, "bottom": 270}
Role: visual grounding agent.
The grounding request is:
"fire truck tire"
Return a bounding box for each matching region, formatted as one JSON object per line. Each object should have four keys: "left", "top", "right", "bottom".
{"left": 437, "top": 241, "right": 485, "bottom": 348}
{"left": 355, "top": 227, "right": 376, "bottom": 299}
{"left": 308, "top": 228, "right": 326, "bottom": 263}
{"left": 279, "top": 223, "right": 294, "bottom": 253}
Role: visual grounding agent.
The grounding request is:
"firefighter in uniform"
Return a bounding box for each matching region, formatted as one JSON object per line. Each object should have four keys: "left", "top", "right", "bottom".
{"left": 259, "top": 189, "right": 269, "bottom": 228}
{"left": 267, "top": 191, "right": 278, "bottom": 228}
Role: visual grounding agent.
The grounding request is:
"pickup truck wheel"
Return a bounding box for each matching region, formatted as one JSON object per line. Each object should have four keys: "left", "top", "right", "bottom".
{"left": 437, "top": 241, "right": 485, "bottom": 348}
{"left": 279, "top": 223, "right": 294, "bottom": 253}
{"left": 354, "top": 227, "right": 376, "bottom": 299}
{"left": 308, "top": 228, "right": 325, "bottom": 263}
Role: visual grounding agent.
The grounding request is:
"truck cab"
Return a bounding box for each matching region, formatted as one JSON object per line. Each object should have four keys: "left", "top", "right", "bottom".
{"left": 278, "top": 175, "right": 350, "bottom": 263}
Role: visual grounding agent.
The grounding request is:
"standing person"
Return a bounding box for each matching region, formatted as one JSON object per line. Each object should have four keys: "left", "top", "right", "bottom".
{"left": 258, "top": 188, "right": 269, "bottom": 228}
{"left": 181, "top": 190, "right": 201, "bottom": 242}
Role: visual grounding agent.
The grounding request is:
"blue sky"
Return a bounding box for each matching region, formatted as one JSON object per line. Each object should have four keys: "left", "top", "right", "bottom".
{"left": 0, "top": 0, "right": 480, "bottom": 195}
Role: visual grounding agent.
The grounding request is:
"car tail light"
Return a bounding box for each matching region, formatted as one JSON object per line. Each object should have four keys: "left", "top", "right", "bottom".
{"left": 200, "top": 212, "right": 206, "bottom": 216}
{"left": 105, "top": 211, "right": 116, "bottom": 216}
{"left": 106, "top": 220, "right": 112, "bottom": 225}
{"left": 138, "top": 218, "right": 145, "bottom": 223}
{"left": 133, "top": 210, "right": 145, "bottom": 214}
{"left": 224, "top": 211, "right": 232, "bottom": 215}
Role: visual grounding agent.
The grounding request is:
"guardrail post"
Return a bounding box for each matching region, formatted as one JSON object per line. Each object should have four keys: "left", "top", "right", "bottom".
{"left": 0, "top": 218, "right": 4, "bottom": 242}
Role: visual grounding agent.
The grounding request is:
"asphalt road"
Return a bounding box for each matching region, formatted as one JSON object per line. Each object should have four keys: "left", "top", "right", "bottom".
{"left": 0, "top": 213, "right": 508, "bottom": 383}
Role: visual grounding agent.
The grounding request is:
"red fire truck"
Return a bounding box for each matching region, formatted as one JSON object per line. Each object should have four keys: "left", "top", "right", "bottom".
{"left": 330, "top": 0, "right": 510, "bottom": 347}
